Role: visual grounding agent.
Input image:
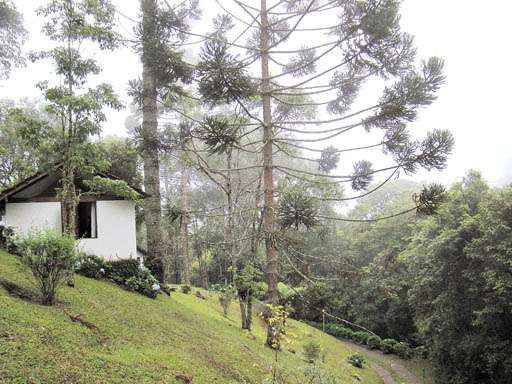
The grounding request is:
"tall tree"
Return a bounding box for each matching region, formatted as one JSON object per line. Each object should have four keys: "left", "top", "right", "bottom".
{"left": 0, "top": 0, "right": 27, "bottom": 79}
{"left": 132, "top": 0, "right": 199, "bottom": 282}
{"left": 195, "top": 0, "right": 453, "bottom": 347}
{"left": 27, "top": 0, "right": 120, "bottom": 236}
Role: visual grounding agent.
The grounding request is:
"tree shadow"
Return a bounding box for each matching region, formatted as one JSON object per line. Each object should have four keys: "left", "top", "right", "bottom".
{"left": 0, "top": 277, "right": 41, "bottom": 304}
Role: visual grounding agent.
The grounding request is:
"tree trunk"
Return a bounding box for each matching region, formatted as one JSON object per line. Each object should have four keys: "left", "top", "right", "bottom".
{"left": 239, "top": 292, "right": 253, "bottom": 330}
{"left": 60, "top": 163, "right": 77, "bottom": 236}
{"left": 225, "top": 148, "right": 235, "bottom": 272}
{"left": 141, "top": 0, "right": 165, "bottom": 282}
{"left": 179, "top": 124, "right": 191, "bottom": 285}
{"left": 260, "top": 0, "right": 280, "bottom": 348}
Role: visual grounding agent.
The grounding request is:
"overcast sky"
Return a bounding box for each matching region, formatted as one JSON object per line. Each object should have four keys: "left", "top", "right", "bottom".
{"left": 2, "top": 1, "right": 511, "bottom": 187}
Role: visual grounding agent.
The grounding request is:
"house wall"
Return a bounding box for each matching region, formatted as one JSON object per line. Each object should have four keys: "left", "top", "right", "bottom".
{"left": 4, "top": 200, "right": 137, "bottom": 261}
{"left": 4, "top": 202, "right": 62, "bottom": 233}
{"left": 79, "top": 201, "right": 137, "bottom": 260}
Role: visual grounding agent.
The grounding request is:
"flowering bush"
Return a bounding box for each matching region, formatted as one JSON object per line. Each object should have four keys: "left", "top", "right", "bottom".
{"left": 15, "top": 229, "right": 77, "bottom": 305}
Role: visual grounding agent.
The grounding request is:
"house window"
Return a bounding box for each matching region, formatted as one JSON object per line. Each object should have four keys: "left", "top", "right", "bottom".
{"left": 77, "top": 202, "right": 97, "bottom": 239}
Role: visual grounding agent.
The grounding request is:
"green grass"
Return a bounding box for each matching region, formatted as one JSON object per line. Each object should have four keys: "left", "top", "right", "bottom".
{"left": 0, "top": 250, "right": 425, "bottom": 383}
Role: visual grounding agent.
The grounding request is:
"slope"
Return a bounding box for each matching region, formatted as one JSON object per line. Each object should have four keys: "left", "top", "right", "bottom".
{"left": 0, "top": 250, "right": 423, "bottom": 383}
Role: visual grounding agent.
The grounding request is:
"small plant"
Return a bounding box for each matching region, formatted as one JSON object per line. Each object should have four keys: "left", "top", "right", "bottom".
{"left": 76, "top": 254, "right": 108, "bottom": 278}
{"left": 263, "top": 304, "right": 289, "bottom": 350}
{"left": 347, "top": 353, "right": 366, "bottom": 368}
{"left": 125, "top": 267, "right": 159, "bottom": 298}
{"left": 181, "top": 284, "right": 192, "bottom": 294}
{"left": 381, "top": 338, "right": 398, "bottom": 354}
{"left": 15, "top": 229, "right": 77, "bottom": 305}
{"left": 108, "top": 259, "right": 140, "bottom": 284}
{"left": 303, "top": 340, "right": 322, "bottom": 363}
{"left": 301, "top": 365, "right": 337, "bottom": 384}
{"left": 353, "top": 331, "right": 370, "bottom": 344}
{"left": 366, "top": 335, "right": 382, "bottom": 350}
{"left": 218, "top": 285, "right": 235, "bottom": 316}
{"left": 393, "top": 341, "right": 413, "bottom": 360}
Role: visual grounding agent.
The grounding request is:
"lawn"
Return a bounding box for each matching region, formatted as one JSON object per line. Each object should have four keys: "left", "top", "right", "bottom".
{"left": 0, "top": 250, "right": 387, "bottom": 384}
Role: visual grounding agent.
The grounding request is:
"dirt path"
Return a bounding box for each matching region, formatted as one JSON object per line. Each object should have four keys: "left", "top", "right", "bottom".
{"left": 347, "top": 342, "right": 421, "bottom": 384}
{"left": 370, "top": 362, "right": 396, "bottom": 384}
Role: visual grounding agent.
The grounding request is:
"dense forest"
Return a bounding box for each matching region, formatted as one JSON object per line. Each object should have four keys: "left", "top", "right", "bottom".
{"left": 1, "top": 1, "right": 511, "bottom": 383}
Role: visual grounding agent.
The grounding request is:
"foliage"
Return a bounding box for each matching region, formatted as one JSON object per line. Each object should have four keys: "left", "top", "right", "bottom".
{"left": 405, "top": 171, "right": 512, "bottom": 383}
{"left": 125, "top": 268, "right": 159, "bottom": 298}
{"left": 381, "top": 339, "right": 398, "bottom": 354}
{"left": 108, "top": 259, "right": 141, "bottom": 285}
{"left": 218, "top": 284, "right": 236, "bottom": 316}
{"left": 263, "top": 305, "right": 289, "bottom": 350}
{"left": 14, "top": 229, "right": 77, "bottom": 305}
{"left": 76, "top": 254, "right": 108, "bottom": 279}
{"left": 278, "top": 186, "right": 319, "bottom": 230}
{"left": 302, "top": 340, "right": 322, "bottom": 364}
{"left": 181, "top": 284, "right": 192, "bottom": 294}
{"left": 0, "top": 0, "right": 27, "bottom": 79}
{"left": 393, "top": 342, "right": 412, "bottom": 360}
{"left": 347, "top": 353, "right": 366, "bottom": 368}
{"left": 84, "top": 176, "right": 142, "bottom": 201}
{"left": 366, "top": 335, "right": 382, "bottom": 350}
{"left": 77, "top": 256, "right": 160, "bottom": 298}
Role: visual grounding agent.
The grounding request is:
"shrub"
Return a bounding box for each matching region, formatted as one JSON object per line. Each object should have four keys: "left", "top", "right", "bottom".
{"left": 393, "top": 341, "right": 413, "bottom": 360}
{"left": 108, "top": 259, "right": 140, "bottom": 284}
{"left": 366, "top": 335, "right": 382, "bottom": 350}
{"left": 181, "top": 284, "right": 192, "bottom": 294}
{"left": 252, "top": 281, "right": 268, "bottom": 300}
{"left": 347, "top": 353, "right": 366, "bottom": 368}
{"left": 353, "top": 331, "right": 370, "bottom": 344}
{"left": 303, "top": 340, "right": 322, "bottom": 363}
{"left": 125, "top": 267, "right": 159, "bottom": 298}
{"left": 76, "top": 254, "right": 108, "bottom": 278}
{"left": 15, "top": 229, "right": 77, "bottom": 305}
{"left": 413, "top": 345, "right": 429, "bottom": 359}
{"left": 218, "top": 285, "right": 235, "bottom": 316}
{"left": 381, "top": 338, "right": 398, "bottom": 354}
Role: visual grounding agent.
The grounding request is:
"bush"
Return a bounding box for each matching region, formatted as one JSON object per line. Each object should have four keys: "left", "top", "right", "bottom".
{"left": 381, "top": 338, "right": 398, "bottom": 354}
{"left": 366, "top": 335, "right": 382, "bottom": 350}
{"left": 303, "top": 340, "right": 322, "bottom": 363}
{"left": 15, "top": 229, "right": 77, "bottom": 305}
{"left": 181, "top": 284, "right": 192, "bottom": 294}
{"left": 413, "top": 345, "right": 429, "bottom": 359}
{"left": 125, "top": 267, "right": 159, "bottom": 298}
{"left": 108, "top": 259, "right": 140, "bottom": 284}
{"left": 218, "top": 285, "right": 235, "bottom": 316}
{"left": 347, "top": 353, "right": 366, "bottom": 368}
{"left": 76, "top": 254, "right": 108, "bottom": 278}
{"left": 353, "top": 331, "right": 370, "bottom": 345}
{"left": 393, "top": 341, "right": 413, "bottom": 360}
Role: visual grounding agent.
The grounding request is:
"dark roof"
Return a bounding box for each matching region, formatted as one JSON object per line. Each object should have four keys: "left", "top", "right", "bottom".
{"left": 0, "top": 162, "right": 148, "bottom": 201}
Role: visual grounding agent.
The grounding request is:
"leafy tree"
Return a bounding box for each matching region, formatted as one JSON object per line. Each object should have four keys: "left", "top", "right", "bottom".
{"left": 23, "top": 0, "right": 121, "bottom": 236}
{"left": 406, "top": 171, "right": 512, "bottom": 383}
{"left": 0, "top": 0, "right": 27, "bottom": 79}
{"left": 0, "top": 99, "right": 50, "bottom": 188}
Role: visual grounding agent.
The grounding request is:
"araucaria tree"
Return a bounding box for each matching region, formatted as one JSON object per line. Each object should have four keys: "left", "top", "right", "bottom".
{"left": 194, "top": 0, "right": 453, "bottom": 347}
{"left": 131, "top": 0, "right": 199, "bottom": 282}
{"left": 26, "top": 0, "right": 120, "bottom": 236}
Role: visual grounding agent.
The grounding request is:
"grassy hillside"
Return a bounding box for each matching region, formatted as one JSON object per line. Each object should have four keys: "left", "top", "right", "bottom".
{"left": 0, "top": 251, "right": 425, "bottom": 384}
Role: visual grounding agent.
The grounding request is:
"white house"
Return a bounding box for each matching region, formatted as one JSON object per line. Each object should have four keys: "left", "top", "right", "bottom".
{"left": 0, "top": 164, "right": 146, "bottom": 260}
